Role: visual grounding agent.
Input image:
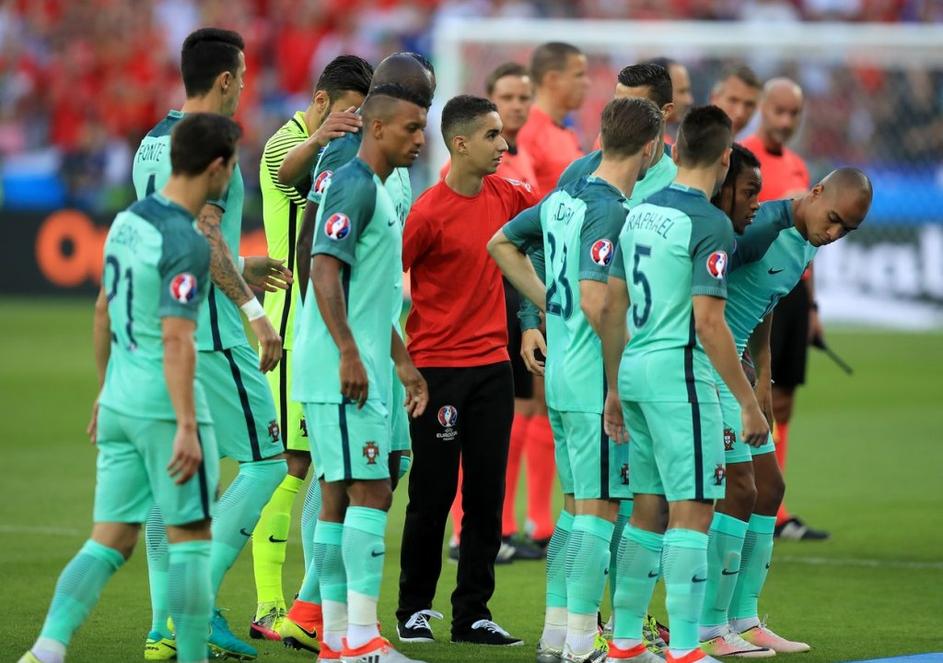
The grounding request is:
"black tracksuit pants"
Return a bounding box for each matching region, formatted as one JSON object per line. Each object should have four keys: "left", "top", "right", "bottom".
{"left": 397, "top": 361, "right": 514, "bottom": 634}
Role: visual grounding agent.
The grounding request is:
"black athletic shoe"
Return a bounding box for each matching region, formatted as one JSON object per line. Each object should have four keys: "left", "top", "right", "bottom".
{"left": 396, "top": 609, "right": 443, "bottom": 643}
{"left": 774, "top": 516, "right": 830, "bottom": 541}
{"left": 451, "top": 619, "right": 523, "bottom": 646}
{"left": 505, "top": 535, "right": 545, "bottom": 560}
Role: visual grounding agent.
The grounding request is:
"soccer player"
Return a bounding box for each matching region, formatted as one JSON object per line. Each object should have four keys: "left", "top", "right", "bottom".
{"left": 251, "top": 54, "right": 373, "bottom": 642}
{"left": 18, "top": 112, "right": 240, "bottom": 663}
{"left": 598, "top": 106, "right": 770, "bottom": 663}
{"left": 131, "top": 29, "right": 289, "bottom": 661}
{"left": 699, "top": 166, "right": 872, "bottom": 657}
{"left": 741, "top": 78, "right": 828, "bottom": 540}
{"left": 394, "top": 95, "right": 539, "bottom": 648}
{"left": 645, "top": 57, "right": 693, "bottom": 136}
{"left": 709, "top": 65, "right": 763, "bottom": 136}
{"left": 281, "top": 52, "right": 435, "bottom": 654}
{"left": 292, "top": 85, "right": 430, "bottom": 663}
{"left": 489, "top": 96, "right": 663, "bottom": 663}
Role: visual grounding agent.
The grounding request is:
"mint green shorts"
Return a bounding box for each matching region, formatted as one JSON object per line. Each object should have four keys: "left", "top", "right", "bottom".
{"left": 389, "top": 377, "right": 411, "bottom": 453}
{"left": 267, "top": 349, "right": 310, "bottom": 454}
{"left": 94, "top": 405, "right": 219, "bottom": 526}
{"left": 622, "top": 399, "right": 726, "bottom": 502}
{"left": 197, "top": 344, "right": 283, "bottom": 462}
{"left": 718, "top": 382, "right": 776, "bottom": 463}
{"left": 304, "top": 400, "right": 391, "bottom": 483}
{"left": 549, "top": 408, "right": 630, "bottom": 500}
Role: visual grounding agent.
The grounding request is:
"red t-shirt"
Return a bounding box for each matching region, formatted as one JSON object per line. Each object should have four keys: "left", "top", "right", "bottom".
{"left": 517, "top": 105, "right": 583, "bottom": 195}
{"left": 438, "top": 144, "right": 540, "bottom": 195}
{"left": 403, "top": 175, "right": 541, "bottom": 368}
{"left": 741, "top": 134, "right": 810, "bottom": 202}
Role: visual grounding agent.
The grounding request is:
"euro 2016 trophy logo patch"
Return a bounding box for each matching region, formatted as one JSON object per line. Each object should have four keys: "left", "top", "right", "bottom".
{"left": 170, "top": 273, "right": 197, "bottom": 303}
{"left": 324, "top": 212, "right": 351, "bottom": 240}
{"left": 363, "top": 441, "right": 379, "bottom": 465}
{"left": 707, "top": 250, "right": 728, "bottom": 279}
{"left": 590, "top": 239, "right": 614, "bottom": 266}
{"left": 436, "top": 405, "right": 459, "bottom": 441}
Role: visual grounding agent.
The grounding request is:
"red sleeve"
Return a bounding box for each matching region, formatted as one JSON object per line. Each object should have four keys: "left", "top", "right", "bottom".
{"left": 402, "top": 203, "right": 435, "bottom": 271}
{"left": 497, "top": 177, "right": 541, "bottom": 217}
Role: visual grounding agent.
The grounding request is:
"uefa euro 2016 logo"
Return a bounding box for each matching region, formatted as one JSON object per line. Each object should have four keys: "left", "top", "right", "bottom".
{"left": 324, "top": 212, "right": 351, "bottom": 240}
{"left": 437, "top": 405, "right": 458, "bottom": 428}
{"left": 170, "top": 273, "right": 197, "bottom": 303}
{"left": 591, "top": 239, "right": 614, "bottom": 266}
{"left": 707, "top": 250, "right": 728, "bottom": 279}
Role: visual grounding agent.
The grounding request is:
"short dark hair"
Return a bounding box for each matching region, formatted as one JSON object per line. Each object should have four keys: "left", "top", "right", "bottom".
{"left": 315, "top": 55, "right": 373, "bottom": 103}
{"left": 180, "top": 28, "right": 245, "bottom": 98}
{"left": 360, "top": 84, "right": 428, "bottom": 123}
{"left": 530, "top": 42, "right": 582, "bottom": 85}
{"left": 170, "top": 113, "right": 242, "bottom": 176}
{"left": 676, "top": 105, "right": 733, "bottom": 167}
{"left": 714, "top": 63, "right": 762, "bottom": 93}
{"left": 441, "top": 95, "right": 498, "bottom": 146}
{"left": 600, "top": 97, "right": 662, "bottom": 159}
{"left": 485, "top": 62, "right": 529, "bottom": 96}
{"left": 617, "top": 63, "right": 673, "bottom": 108}
{"left": 372, "top": 53, "right": 435, "bottom": 108}
{"left": 713, "top": 143, "right": 761, "bottom": 204}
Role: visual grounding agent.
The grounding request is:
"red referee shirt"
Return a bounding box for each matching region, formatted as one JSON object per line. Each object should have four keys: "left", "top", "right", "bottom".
{"left": 741, "top": 134, "right": 810, "bottom": 202}
{"left": 517, "top": 105, "right": 583, "bottom": 196}
{"left": 403, "top": 175, "right": 541, "bottom": 368}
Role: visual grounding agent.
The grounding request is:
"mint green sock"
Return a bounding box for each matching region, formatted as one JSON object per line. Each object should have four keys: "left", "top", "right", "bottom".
{"left": 342, "top": 506, "right": 388, "bottom": 601}
{"left": 145, "top": 506, "right": 171, "bottom": 638}
{"left": 168, "top": 541, "right": 212, "bottom": 663}
{"left": 546, "top": 510, "right": 574, "bottom": 609}
{"left": 315, "top": 521, "right": 347, "bottom": 604}
{"left": 210, "top": 459, "right": 287, "bottom": 596}
{"left": 609, "top": 499, "right": 633, "bottom": 605}
{"left": 663, "top": 528, "right": 709, "bottom": 652}
{"left": 301, "top": 479, "right": 322, "bottom": 572}
{"left": 565, "top": 515, "right": 614, "bottom": 616}
{"left": 730, "top": 514, "right": 776, "bottom": 621}
{"left": 40, "top": 540, "right": 124, "bottom": 646}
{"left": 612, "top": 525, "right": 663, "bottom": 640}
{"left": 701, "top": 513, "right": 749, "bottom": 629}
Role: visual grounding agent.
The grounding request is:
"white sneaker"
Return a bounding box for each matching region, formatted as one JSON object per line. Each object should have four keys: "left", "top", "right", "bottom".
{"left": 342, "top": 636, "right": 427, "bottom": 663}
{"left": 700, "top": 626, "right": 775, "bottom": 658}
{"left": 739, "top": 623, "right": 810, "bottom": 653}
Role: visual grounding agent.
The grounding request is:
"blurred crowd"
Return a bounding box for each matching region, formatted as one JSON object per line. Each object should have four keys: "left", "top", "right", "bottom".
{"left": 0, "top": 0, "right": 941, "bottom": 213}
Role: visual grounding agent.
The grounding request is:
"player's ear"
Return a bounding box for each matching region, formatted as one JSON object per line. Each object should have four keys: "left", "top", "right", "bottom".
{"left": 313, "top": 89, "right": 330, "bottom": 113}
{"left": 451, "top": 134, "right": 465, "bottom": 156}
{"left": 721, "top": 147, "right": 732, "bottom": 169}
{"left": 661, "top": 102, "right": 674, "bottom": 120}
{"left": 218, "top": 70, "right": 232, "bottom": 94}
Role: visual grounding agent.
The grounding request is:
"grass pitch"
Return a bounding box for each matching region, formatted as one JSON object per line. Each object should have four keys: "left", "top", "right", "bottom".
{"left": 1, "top": 297, "right": 941, "bottom": 662}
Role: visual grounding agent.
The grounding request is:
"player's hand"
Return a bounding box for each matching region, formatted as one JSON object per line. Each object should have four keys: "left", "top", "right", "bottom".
{"left": 808, "top": 307, "right": 824, "bottom": 345}
{"left": 340, "top": 349, "right": 369, "bottom": 408}
{"left": 604, "top": 391, "right": 628, "bottom": 444}
{"left": 740, "top": 401, "right": 771, "bottom": 448}
{"left": 521, "top": 329, "right": 547, "bottom": 376}
{"left": 243, "top": 256, "right": 293, "bottom": 292}
{"left": 167, "top": 424, "right": 202, "bottom": 485}
{"left": 754, "top": 377, "right": 774, "bottom": 429}
{"left": 250, "top": 315, "right": 283, "bottom": 372}
{"left": 86, "top": 398, "right": 100, "bottom": 444}
{"left": 312, "top": 107, "right": 362, "bottom": 147}
{"left": 397, "top": 361, "right": 429, "bottom": 418}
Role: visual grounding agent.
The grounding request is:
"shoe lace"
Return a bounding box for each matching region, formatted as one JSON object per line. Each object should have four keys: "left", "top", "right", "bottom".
{"left": 405, "top": 609, "right": 443, "bottom": 630}
{"left": 471, "top": 619, "right": 510, "bottom": 636}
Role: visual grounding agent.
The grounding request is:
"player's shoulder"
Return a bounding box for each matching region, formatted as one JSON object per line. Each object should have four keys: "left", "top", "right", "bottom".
{"left": 755, "top": 199, "right": 794, "bottom": 230}
{"left": 263, "top": 116, "right": 306, "bottom": 152}
{"left": 331, "top": 157, "right": 376, "bottom": 188}
{"left": 144, "top": 110, "right": 183, "bottom": 139}
{"left": 319, "top": 130, "right": 361, "bottom": 168}
{"left": 488, "top": 173, "right": 536, "bottom": 199}
{"left": 408, "top": 180, "right": 446, "bottom": 216}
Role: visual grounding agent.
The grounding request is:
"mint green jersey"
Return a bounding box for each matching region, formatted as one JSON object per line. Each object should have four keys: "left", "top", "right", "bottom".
{"left": 504, "top": 176, "right": 627, "bottom": 413}
{"left": 609, "top": 184, "right": 735, "bottom": 403}
{"left": 725, "top": 200, "right": 816, "bottom": 354}
{"left": 132, "top": 109, "right": 246, "bottom": 352}
{"left": 292, "top": 158, "right": 401, "bottom": 405}
{"left": 557, "top": 146, "right": 678, "bottom": 209}
{"left": 98, "top": 194, "right": 212, "bottom": 423}
{"left": 307, "top": 125, "right": 412, "bottom": 332}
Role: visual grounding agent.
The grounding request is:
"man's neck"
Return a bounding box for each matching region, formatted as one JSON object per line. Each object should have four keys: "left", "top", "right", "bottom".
{"left": 444, "top": 158, "right": 485, "bottom": 197}
{"left": 534, "top": 93, "right": 567, "bottom": 125}
{"left": 161, "top": 177, "right": 208, "bottom": 218}
{"left": 358, "top": 143, "right": 393, "bottom": 181}
{"left": 302, "top": 104, "right": 319, "bottom": 135}
{"left": 673, "top": 167, "right": 717, "bottom": 199}
{"left": 758, "top": 128, "right": 784, "bottom": 155}
{"left": 791, "top": 197, "right": 807, "bottom": 239}
{"left": 180, "top": 94, "right": 226, "bottom": 116}
{"left": 593, "top": 156, "right": 641, "bottom": 199}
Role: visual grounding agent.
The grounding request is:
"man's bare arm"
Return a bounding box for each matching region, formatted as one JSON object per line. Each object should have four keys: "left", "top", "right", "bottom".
{"left": 197, "top": 204, "right": 254, "bottom": 306}
{"left": 296, "top": 201, "right": 319, "bottom": 303}
{"left": 92, "top": 285, "right": 111, "bottom": 388}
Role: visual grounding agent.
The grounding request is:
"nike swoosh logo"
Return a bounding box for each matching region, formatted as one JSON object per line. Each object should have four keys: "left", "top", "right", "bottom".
{"left": 648, "top": 570, "right": 660, "bottom": 578}
{"left": 240, "top": 528, "right": 252, "bottom": 537}
{"left": 269, "top": 535, "right": 288, "bottom": 543}
{"left": 692, "top": 575, "right": 708, "bottom": 583}
{"left": 722, "top": 568, "right": 739, "bottom": 576}
{"left": 371, "top": 550, "right": 385, "bottom": 558}
{"left": 768, "top": 268, "right": 784, "bottom": 274}
{"left": 294, "top": 624, "right": 317, "bottom": 639}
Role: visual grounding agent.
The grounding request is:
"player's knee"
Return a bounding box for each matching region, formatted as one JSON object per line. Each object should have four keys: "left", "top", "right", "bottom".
{"left": 757, "top": 471, "right": 786, "bottom": 512}
{"left": 286, "top": 450, "right": 311, "bottom": 479}
{"left": 91, "top": 522, "right": 140, "bottom": 560}
{"left": 240, "top": 457, "right": 288, "bottom": 494}
{"left": 348, "top": 480, "right": 393, "bottom": 511}
{"left": 728, "top": 468, "right": 758, "bottom": 513}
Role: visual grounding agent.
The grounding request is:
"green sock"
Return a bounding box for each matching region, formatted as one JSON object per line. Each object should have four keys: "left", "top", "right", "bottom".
{"left": 662, "top": 528, "right": 709, "bottom": 653}
{"left": 730, "top": 514, "right": 776, "bottom": 622}
{"left": 700, "top": 513, "right": 748, "bottom": 631}
{"left": 168, "top": 540, "right": 212, "bottom": 663}
{"left": 546, "top": 510, "right": 574, "bottom": 610}
{"left": 342, "top": 506, "right": 387, "bottom": 647}
{"left": 145, "top": 506, "right": 171, "bottom": 638}
{"left": 612, "top": 525, "right": 663, "bottom": 640}
{"left": 301, "top": 479, "right": 322, "bottom": 571}
{"left": 210, "top": 459, "right": 287, "bottom": 596}
{"left": 315, "top": 521, "right": 346, "bottom": 652}
{"left": 40, "top": 539, "right": 124, "bottom": 646}
{"left": 608, "top": 499, "right": 633, "bottom": 606}
{"left": 252, "top": 474, "right": 303, "bottom": 608}
{"left": 565, "top": 515, "right": 614, "bottom": 616}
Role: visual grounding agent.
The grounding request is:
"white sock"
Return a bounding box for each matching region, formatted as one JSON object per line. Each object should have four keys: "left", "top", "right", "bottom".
{"left": 731, "top": 616, "right": 761, "bottom": 633}
{"left": 564, "top": 611, "right": 598, "bottom": 655}
{"left": 614, "top": 638, "right": 642, "bottom": 651}
{"left": 699, "top": 624, "right": 728, "bottom": 641}
{"left": 322, "top": 599, "right": 347, "bottom": 652}
{"left": 670, "top": 648, "right": 698, "bottom": 658}
{"left": 346, "top": 591, "right": 380, "bottom": 649}
{"left": 540, "top": 606, "right": 567, "bottom": 648}
{"left": 31, "top": 638, "right": 66, "bottom": 663}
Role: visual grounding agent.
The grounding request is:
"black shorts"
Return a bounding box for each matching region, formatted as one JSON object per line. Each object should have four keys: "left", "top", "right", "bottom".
{"left": 770, "top": 281, "right": 810, "bottom": 388}
{"left": 504, "top": 280, "right": 534, "bottom": 400}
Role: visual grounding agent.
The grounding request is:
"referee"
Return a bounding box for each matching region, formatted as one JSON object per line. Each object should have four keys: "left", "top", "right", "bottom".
{"left": 395, "top": 95, "right": 539, "bottom": 646}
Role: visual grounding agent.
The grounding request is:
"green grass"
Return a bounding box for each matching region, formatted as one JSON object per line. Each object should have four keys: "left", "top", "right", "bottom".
{"left": 1, "top": 297, "right": 941, "bottom": 662}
